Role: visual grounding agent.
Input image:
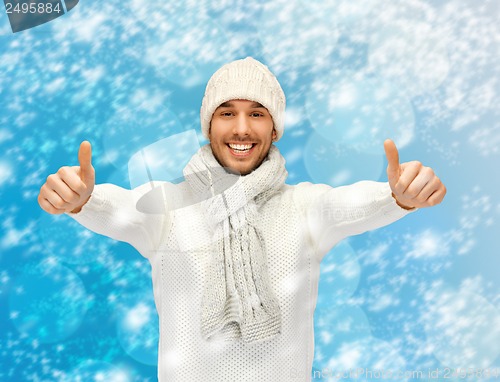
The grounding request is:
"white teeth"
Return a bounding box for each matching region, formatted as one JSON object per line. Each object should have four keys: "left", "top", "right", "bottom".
{"left": 228, "top": 143, "right": 253, "bottom": 151}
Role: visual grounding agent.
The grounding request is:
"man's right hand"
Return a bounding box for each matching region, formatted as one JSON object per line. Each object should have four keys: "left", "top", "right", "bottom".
{"left": 38, "top": 141, "right": 95, "bottom": 214}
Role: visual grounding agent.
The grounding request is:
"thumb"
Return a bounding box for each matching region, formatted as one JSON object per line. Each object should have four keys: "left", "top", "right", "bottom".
{"left": 384, "top": 139, "right": 400, "bottom": 183}
{"left": 78, "top": 141, "right": 93, "bottom": 183}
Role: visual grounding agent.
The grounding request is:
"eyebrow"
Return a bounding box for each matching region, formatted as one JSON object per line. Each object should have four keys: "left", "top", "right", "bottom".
{"left": 217, "top": 101, "right": 266, "bottom": 108}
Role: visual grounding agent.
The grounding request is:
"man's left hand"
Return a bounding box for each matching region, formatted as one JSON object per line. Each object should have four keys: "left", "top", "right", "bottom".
{"left": 384, "top": 139, "right": 447, "bottom": 210}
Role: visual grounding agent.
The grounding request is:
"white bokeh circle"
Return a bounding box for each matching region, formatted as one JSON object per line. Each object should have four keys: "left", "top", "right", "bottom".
{"left": 303, "top": 131, "right": 386, "bottom": 187}
{"left": 9, "top": 260, "right": 88, "bottom": 343}
{"left": 313, "top": 305, "right": 372, "bottom": 375}
{"left": 317, "top": 240, "right": 361, "bottom": 308}
{"left": 102, "top": 107, "right": 185, "bottom": 171}
{"left": 305, "top": 74, "right": 415, "bottom": 153}
{"left": 116, "top": 292, "right": 159, "bottom": 366}
{"left": 127, "top": 129, "right": 201, "bottom": 188}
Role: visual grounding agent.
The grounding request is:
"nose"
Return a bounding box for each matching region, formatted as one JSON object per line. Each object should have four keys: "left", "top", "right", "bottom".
{"left": 232, "top": 114, "right": 251, "bottom": 136}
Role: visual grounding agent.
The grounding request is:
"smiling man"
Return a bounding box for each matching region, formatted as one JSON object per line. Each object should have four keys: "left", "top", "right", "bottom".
{"left": 209, "top": 99, "right": 276, "bottom": 175}
{"left": 37, "top": 57, "right": 446, "bottom": 381}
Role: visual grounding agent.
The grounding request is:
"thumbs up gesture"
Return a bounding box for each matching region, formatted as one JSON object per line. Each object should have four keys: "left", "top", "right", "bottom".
{"left": 38, "top": 141, "right": 95, "bottom": 214}
{"left": 384, "top": 139, "right": 446, "bottom": 210}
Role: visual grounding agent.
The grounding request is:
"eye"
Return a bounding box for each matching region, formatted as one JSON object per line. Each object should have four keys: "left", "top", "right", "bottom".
{"left": 251, "top": 112, "right": 264, "bottom": 117}
{"left": 221, "top": 112, "right": 233, "bottom": 117}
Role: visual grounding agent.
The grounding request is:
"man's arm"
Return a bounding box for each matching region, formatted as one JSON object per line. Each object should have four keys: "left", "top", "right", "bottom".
{"left": 37, "top": 141, "right": 166, "bottom": 256}
{"left": 64, "top": 182, "right": 166, "bottom": 255}
{"left": 303, "top": 181, "right": 417, "bottom": 261}
{"left": 302, "top": 139, "right": 446, "bottom": 261}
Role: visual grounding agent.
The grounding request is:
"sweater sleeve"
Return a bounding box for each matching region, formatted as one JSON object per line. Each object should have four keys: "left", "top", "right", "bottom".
{"left": 295, "top": 180, "right": 417, "bottom": 262}
{"left": 65, "top": 182, "right": 168, "bottom": 258}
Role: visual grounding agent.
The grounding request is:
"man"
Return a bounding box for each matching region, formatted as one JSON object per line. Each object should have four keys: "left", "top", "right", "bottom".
{"left": 37, "top": 57, "right": 446, "bottom": 381}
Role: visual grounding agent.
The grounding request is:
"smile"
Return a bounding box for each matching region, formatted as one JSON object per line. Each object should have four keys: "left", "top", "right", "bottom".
{"left": 226, "top": 143, "right": 256, "bottom": 156}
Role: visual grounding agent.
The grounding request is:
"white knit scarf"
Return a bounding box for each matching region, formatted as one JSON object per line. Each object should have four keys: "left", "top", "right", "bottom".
{"left": 183, "top": 143, "right": 288, "bottom": 343}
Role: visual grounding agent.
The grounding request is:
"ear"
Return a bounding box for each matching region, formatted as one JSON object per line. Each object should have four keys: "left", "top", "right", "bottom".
{"left": 272, "top": 128, "right": 277, "bottom": 141}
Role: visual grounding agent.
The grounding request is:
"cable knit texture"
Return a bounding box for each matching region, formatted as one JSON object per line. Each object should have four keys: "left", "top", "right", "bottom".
{"left": 200, "top": 56, "right": 286, "bottom": 141}
{"left": 66, "top": 176, "right": 417, "bottom": 381}
{"left": 183, "top": 143, "right": 287, "bottom": 343}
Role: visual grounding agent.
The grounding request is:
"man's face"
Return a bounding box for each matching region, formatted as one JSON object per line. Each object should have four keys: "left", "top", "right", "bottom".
{"left": 208, "top": 99, "right": 277, "bottom": 175}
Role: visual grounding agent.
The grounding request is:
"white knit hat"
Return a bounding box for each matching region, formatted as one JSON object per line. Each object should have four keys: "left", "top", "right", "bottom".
{"left": 200, "top": 57, "right": 286, "bottom": 141}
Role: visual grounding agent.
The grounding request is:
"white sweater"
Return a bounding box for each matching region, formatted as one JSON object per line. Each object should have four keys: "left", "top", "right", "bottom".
{"left": 67, "top": 179, "right": 415, "bottom": 382}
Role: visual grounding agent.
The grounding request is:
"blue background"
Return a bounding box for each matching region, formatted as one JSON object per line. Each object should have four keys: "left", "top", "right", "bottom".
{"left": 1, "top": 0, "right": 499, "bottom": 380}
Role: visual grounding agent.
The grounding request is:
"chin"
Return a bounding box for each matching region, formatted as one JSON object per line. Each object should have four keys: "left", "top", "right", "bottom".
{"left": 226, "top": 164, "right": 253, "bottom": 176}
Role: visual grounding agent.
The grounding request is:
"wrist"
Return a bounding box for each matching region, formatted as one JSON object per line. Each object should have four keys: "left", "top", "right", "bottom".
{"left": 70, "top": 195, "right": 91, "bottom": 214}
{"left": 391, "top": 192, "right": 416, "bottom": 210}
